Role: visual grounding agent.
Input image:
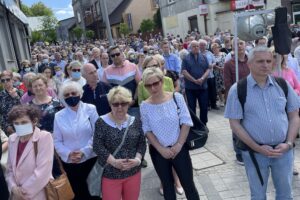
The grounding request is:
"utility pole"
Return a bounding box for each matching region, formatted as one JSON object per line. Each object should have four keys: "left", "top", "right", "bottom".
{"left": 100, "top": 0, "right": 114, "bottom": 46}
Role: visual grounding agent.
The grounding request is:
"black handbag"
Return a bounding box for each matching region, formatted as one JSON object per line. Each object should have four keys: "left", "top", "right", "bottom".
{"left": 173, "top": 93, "right": 209, "bottom": 150}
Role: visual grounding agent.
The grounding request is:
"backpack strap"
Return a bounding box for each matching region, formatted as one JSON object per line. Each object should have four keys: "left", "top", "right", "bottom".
{"left": 274, "top": 77, "right": 288, "bottom": 99}
{"left": 237, "top": 77, "right": 247, "bottom": 113}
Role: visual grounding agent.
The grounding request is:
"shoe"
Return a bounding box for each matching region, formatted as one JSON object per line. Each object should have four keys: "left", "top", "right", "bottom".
{"left": 236, "top": 154, "right": 244, "bottom": 166}
{"left": 141, "top": 159, "right": 147, "bottom": 168}
{"left": 293, "top": 169, "right": 299, "bottom": 176}
{"left": 212, "top": 106, "right": 220, "bottom": 110}
{"left": 175, "top": 186, "right": 184, "bottom": 195}
{"left": 159, "top": 187, "right": 164, "bottom": 196}
{"left": 219, "top": 102, "right": 225, "bottom": 107}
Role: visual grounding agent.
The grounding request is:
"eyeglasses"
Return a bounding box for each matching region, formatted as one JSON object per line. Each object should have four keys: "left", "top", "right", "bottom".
{"left": 144, "top": 80, "right": 161, "bottom": 89}
{"left": 146, "top": 64, "right": 159, "bottom": 68}
{"left": 64, "top": 91, "right": 78, "bottom": 98}
{"left": 111, "top": 102, "right": 129, "bottom": 107}
{"left": 110, "top": 53, "right": 121, "bottom": 58}
{"left": 1, "top": 78, "right": 11, "bottom": 83}
{"left": 72, "top": 69, "right": 81, "bottom": 72}
{"left": 143, "top": 51, "right": 148, "bottom": 54}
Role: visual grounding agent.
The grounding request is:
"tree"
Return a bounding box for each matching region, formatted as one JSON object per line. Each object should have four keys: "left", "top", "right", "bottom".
{"left": 153, "top": 9, "right": 162, "bottom": 29}
{"left": 140, "top": 19, "right": 155, "bottom": 33}
{"left": 119, "top": 23, "right": 130, "bottom": 37}
{"left": 41, "top": 16, "right": 58, "bottom": 42}
{"left": 30, "top": 2, "right": 53, "bottom": 16}
{"left": 72, "top": 26, "right": 84, "bottom": 40}
{"left": 20, "top": 3, "right": 33, "bottom": 16}
{"left": 31, "top": 31, "right": 43, "bottom": 43}
{"left": 85, "top": 30, "right": 95, "bottom": 40}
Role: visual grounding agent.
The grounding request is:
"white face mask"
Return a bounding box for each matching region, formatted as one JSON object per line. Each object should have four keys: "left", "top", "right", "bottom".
{"left": 14, "top": 123, "right": 33, "bottom": 136}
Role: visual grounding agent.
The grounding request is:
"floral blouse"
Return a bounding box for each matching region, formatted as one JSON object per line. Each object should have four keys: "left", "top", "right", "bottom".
{"left": 29, "top": 98, "right": 63, "bottom": 133}
{"left": 0, "top": 89, "right": 23, "bottom": 133}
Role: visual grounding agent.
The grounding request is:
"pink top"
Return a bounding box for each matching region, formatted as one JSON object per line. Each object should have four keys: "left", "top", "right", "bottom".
{"left": 273, "top": 68, "right": 300, "bottom": 96}
{"left": 20, "top": 88, "right": 57, "bottom": 104}
{"left": 16, "top": 140, "right": 29, "bottom": 166}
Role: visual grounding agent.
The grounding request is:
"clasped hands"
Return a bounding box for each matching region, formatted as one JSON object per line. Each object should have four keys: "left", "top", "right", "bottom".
{"left": 111, "top": 158, "right": 140, "bottom": 171}
{"left": 12, "top": 186, "right": 25, "bottom": 200}
{"left": 159, "top": 143, "right": 183, "bottom": 160}
{"left": 68, "top": 151, "right": 84, "bottom": 163}
{"left": 259, "top": 143, "right": 290, "bottom": 158}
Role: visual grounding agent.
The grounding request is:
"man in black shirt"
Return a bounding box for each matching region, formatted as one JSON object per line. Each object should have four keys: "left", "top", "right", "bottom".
{"left": 81, "top": 63, "right": 111, "bottom": 116}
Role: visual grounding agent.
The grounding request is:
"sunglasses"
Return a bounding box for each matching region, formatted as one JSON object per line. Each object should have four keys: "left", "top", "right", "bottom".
{"left": 143, "top": 51, "right": 148, "bottom": 54}
{"left": 64, "top": 91, "right": 78, "bottom": 98}
{"left": 144, "top": 80, "right": 161, "bottom": 89}
{"left": 146, "top": 64, "right": 159, "bottom": 68}
{"left": 110, "top": 53, "right": 121, "bottom": 58}
{"left": 72, "top": 69, "right": 81, "bottom": 72}
{"left": 111, "top": 102, "right": 129, "bottom": 107}
{"left": 1, "top": 78, "right": 11, "bottom": 83}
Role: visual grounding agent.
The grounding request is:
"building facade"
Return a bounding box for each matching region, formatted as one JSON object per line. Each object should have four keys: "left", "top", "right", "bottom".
{"left": 0, "top": 0, "right": 30, "bottom": 70}
{"left": 56, "top": 17, "right": 76, "bottom": 41}
{"left": 159, "top": 0, "right": 281, "bottom": 37}
{"left": 282, "top": 0, "right": 300, "bottom": 25}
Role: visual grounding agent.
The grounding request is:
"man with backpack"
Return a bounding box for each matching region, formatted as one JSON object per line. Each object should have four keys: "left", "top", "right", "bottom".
{"left": 224, "top": 46, "right": 300, "bottom": 199}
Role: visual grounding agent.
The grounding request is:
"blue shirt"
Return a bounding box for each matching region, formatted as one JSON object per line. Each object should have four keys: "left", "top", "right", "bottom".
{"left": 163, "top": 53, "right": 181, "bottom": 73}
{"left": 181, "top": 52, "right": 209, "bottom": 90}
{"left": 201, "top": 50, "right": 215, "bottom": 78}
{"left": 224, "top": 74, "right": 300, "bottom": 145}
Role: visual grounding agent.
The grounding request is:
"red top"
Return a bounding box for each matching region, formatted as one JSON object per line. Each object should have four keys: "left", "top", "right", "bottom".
{"left": 16, "top": 140, "right": 29, "bottom": 166}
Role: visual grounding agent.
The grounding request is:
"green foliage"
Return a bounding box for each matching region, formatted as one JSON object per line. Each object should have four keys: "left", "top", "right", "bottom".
{"left": 30, "top": 2, "right": 53, "bottom": 16}
{"left": 119, "top": 23, "right": 130, "bottom": 36}
{"left": 85, "top": 30, "right": 95, "bottom": 40}
{"left": 20, "top": 3, "right": 33, "bottom": 16}
{"left": 153, "top": 9, "right": 162, "bottom": 29}
{"left": 44, "top": 29, "right": 57, "bottom": 43}
{"left": 72, "top": 26, "right": 84, "bottom": 40}
{"left": 140, "top": 19, "right": 155, "bottom": 33}
{"left": 31, "top": 31, "right": 43, "bottom": 43}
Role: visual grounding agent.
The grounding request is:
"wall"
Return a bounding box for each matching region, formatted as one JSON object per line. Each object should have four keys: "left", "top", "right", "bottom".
{"left": 124, "top": 0, "right": 158, "bottom": 33}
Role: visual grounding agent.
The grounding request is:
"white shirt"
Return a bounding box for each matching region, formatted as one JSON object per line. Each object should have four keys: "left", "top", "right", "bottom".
{"left": 53, "top": 102, "right": 99, "bottom": 163}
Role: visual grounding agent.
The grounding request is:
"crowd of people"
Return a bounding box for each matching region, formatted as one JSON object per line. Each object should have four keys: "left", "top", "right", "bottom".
{"left": 0, "top": 28, "right": 299, "bottom": 200}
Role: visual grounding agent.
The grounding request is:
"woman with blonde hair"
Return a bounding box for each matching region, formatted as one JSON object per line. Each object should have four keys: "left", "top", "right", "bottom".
{"left": 140, "top": 67, "right": 199, "bottom": 200}
{"left": 93, "top": 86, "right": 146, "bottom": 200}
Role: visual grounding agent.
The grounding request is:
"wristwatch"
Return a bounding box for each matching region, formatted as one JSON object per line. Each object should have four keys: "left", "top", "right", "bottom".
{"left": 286, "top": 141, "right": 293, "bottom": 150}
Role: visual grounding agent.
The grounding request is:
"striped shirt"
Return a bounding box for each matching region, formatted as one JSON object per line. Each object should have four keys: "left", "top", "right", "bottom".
{"left": 102, "top": 60, "right": 141, "bottom": 95}
{"left": 224, "top": 74, "right": 300, "bottom": 145}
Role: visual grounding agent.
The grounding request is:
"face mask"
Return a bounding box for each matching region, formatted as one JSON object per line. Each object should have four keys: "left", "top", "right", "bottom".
{"left": 24, "top": 67, "right": 31, "bottom": 72}
{"left": 55, "top": 70, "right": 62, "bottom": 77}
{"left": 14, "top": 123, "right": 33, "bottom": 136}
{"left": 71, "top": 71, "right": 81, "bottom": 79}
{"left": 65, "top": 96, "right": 80, "bottom": 107}
{"left": 42, "top": 59, "right": 48, "bottom": 64}
{"left": 13, "top": 81, "right": 20, "bottom": 87}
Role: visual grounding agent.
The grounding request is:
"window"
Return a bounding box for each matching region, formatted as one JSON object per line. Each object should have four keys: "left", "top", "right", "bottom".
{"left": 77, "top": 12, "right": 81, "bottom": 23}
{"left": 168, "top": 0, "right": 175, "bottom": 4}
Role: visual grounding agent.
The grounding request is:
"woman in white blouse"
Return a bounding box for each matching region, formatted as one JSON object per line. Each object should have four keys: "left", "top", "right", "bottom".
{"left": 140, "top": 67, "right": 199, "bottom": 200}
{"left": 53, "top": 81, "right": 99, "bottom": 200}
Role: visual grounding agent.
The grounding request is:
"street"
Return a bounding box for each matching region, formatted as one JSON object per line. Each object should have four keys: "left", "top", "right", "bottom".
{"left": 140, "top": 108, "right": 300, "bottom": 200}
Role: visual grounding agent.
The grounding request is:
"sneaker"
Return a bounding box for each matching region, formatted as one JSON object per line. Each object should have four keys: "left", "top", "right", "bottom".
{"left": 293, "top": 169, "right": 299, "bottom": 176}
{"left": 159, "top": 187, "right": 164, "bottom": 196}
{"left": 141, "top": 159, "right": 148, "bottom": 168}
{"left": 175, "top": 186, "right": 184, "bottom": 195}
{"left": 236, "top": 154, "right": 244, "bottom": 166}
{"left": 219, "top": 102, "right": 225, "bottom": 107}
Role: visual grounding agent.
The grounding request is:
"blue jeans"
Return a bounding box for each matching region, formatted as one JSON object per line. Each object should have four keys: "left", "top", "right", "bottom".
{"left": 241, "top": 149, "right": 293, "bottom": 200}
{"left": 185, "top": 89, "right": 208, "bottom": 125}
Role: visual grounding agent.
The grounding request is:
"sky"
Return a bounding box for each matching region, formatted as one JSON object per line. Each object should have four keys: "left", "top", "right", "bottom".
{"left": 22, "top": 0, "right": 74, "bottom": 20}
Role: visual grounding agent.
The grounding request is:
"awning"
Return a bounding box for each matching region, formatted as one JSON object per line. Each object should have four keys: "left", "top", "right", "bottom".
{"left": 1, "top": 0, "right": 28, "bottom": 24}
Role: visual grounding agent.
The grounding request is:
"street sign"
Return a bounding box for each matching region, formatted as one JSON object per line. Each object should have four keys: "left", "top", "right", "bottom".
{"left": 199, "top": 4, "right": 208, "bottom": 16}
{"left": 231, "top": 0, "right": 264, "bottom": 11}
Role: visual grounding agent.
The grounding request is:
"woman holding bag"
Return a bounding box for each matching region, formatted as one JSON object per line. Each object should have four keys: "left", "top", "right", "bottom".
{"left": 93, "top": 86, "right": 146, "bottom": 200}
{"left": 140, "top": 67, "right": 199, "bottom": 200}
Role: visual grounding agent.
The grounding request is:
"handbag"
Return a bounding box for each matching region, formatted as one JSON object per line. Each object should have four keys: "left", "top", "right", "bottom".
{"left": 87, "top": 116, "right": 132, "bottom": 197}
{"left": 33, "top": 142, "right": 75, "bottom": 200}
{"left": 173, "top": 92, "right": 209, "bottom": 150}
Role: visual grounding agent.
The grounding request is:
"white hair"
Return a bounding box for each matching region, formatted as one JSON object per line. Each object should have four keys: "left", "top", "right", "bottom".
{"left": 59, "top": 81, "right": 83, "bottom": 106}
{"left": 247, "top": 46, "right": 272, "bottom": 63}
{"left": 198, "top": 39, "right": 207, "bottom": 46}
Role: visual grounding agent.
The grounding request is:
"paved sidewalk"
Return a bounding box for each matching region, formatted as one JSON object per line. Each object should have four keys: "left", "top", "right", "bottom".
{"left": 139, "top": 108, "right": 300, "bottom": 200}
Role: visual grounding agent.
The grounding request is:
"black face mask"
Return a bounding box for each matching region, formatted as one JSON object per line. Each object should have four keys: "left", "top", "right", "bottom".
{"left": 65, "top": 96, "right": 80, "bottom": 107}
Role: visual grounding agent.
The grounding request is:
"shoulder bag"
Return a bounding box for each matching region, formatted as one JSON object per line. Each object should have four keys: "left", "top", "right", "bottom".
{"left": 173, "top": 92, "right": 209, "bottom": 150}
{"left": 87, "top": 116, "right": 132, "bottom": 197}
{"left": 34, "top": 142, "right": 75, "bottom": 200}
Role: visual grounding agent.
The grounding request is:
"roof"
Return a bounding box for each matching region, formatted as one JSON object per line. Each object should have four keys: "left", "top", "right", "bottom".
{"left": 109, "top": 0, "right": 132, "bottom": 25}
{"left": 27, "top": 16, "right": 44, "bottom": 31}
{"left": 107, "top": 0, "right": 123, "bottom": 15}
